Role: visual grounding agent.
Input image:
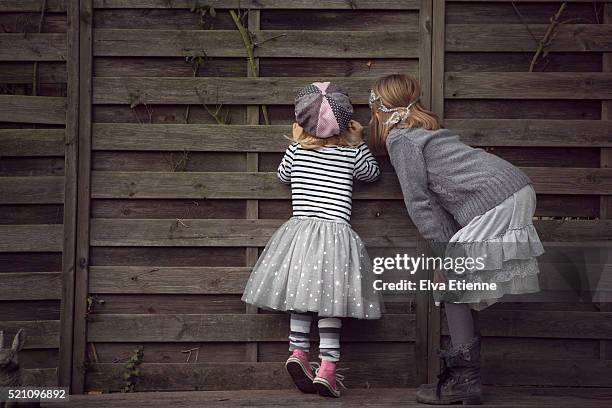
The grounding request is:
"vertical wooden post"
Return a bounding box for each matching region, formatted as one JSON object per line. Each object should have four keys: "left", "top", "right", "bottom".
{"left": 415, "top": 0, "right": 435, "bottom": 386}
{"left": 245, "top": 9, "right": 261, "bottom": 364}
{"left": 71, "top": 0, "right": 93, "bottom": 393}
{"left": 599, "top": 2, "right": 612, "bottom": 361}
{"left": 59, "top": 0, "right": 80, "bottom": 389}
{"left": 426, "top": 0, "right": 445, "bottom": 383}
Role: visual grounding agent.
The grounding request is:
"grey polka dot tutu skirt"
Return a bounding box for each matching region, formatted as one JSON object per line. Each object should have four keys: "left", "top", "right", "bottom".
{"left": 241, "top": 216, "right": 382, "bottom": 319}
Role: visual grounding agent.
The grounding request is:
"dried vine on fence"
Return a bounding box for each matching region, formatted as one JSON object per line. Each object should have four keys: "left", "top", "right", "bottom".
{"left": 512, "top": 2, "right": 568, "bottom": 72}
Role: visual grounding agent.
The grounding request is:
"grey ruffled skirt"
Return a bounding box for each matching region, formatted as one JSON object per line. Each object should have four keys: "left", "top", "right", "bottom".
{"left": 438, "top": 184, "right": 544, "bottom": 310}
{"left": 242, "top": 216, "right": 382, "bottom": 319}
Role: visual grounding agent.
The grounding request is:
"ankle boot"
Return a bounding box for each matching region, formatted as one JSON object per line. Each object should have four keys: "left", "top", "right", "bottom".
{"left": 416, "top": 336, "right": 482, "bottom": 405}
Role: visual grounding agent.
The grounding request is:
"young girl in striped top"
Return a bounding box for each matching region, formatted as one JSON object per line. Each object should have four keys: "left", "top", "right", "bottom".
{"left": 242, "top": 82, "right": 382, "bottom": 398}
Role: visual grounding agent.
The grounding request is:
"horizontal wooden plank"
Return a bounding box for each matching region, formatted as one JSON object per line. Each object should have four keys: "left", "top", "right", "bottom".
{"left": 93, "top": 121, "right": 612, "bottom": 151}
{"left": 443, "top": 310, "right": 612, "bottom": 339}
{"left": 0, "top": 320, "right": 60, "bottom": 349}
{"left": 94, "top": 29, "right": 418, "bottom": 58}
{"left": 89, "top": 217, "right": 612, "bottom": 246}
{"left": 93, "top": 77, "right": 375, "bottom": 104}
{"left": 89, "top": 266, "right": 250, "bottom": 294}
{"left": 0, "top": 176, "right": 64, "bottom": 204}
{"left": 0, "top": 272, "right": 61, "bottom": 300}
{"left": 90, "top": 218, "right": 417, "bottom": 247}
{"left": 22, "top": 368, "right": 57, "bottom": 387}
{"left": 91, "top": 168, "right": 612, "bottom": 200}
{"left": 90, "top": 171, "right": 394, "bottom": 199}
{"left": 446, "top": 24, "right": 612, "bottom": 52}
{"left": 92, "top": 124, "right": 289, "bottom": 152}
{"left": 86, "top": 360, "right": 415, "bottom": 392}
{"left": 0, "top": 225, "right": 62, "bottom": 252}
{"left": 445, "top": 73, "right": 612, "bottom": 99}
{"left": 0, "top": 95, "right": 65, "bottom": 124}
{"left": 484, "top": 358, "right": 612, "bottom": 387}
{"left": 87, "top": 314, "right": 415, "bottom": 342}
{"left": 0, "top": 0, "right": 65, "bottom": 12}
{"left": 0, "top": 129, "right": 65, "bottom": 156}
{"left": 0, "top": 34, "right": 66, "bottom": 61}
{"left": 92, "top": 0, "right": 420, "bottom": 10}
{"left": 445, "top": 120, "right": 612, "bottom": 147}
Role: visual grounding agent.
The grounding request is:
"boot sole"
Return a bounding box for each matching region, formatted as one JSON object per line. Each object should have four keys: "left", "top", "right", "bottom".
{"left": 416, "top": 395, "right": 482, "bottom": 405}
{"left": 285, "top": 358, "right": 316, "bottom": 394}
{"left": 313, "top": 377, "right": 341, "bottom": 398}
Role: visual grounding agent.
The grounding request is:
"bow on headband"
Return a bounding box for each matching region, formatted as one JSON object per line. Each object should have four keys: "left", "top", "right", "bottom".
{"left": 369, "top": 89, "right": 418, "bottom": 126}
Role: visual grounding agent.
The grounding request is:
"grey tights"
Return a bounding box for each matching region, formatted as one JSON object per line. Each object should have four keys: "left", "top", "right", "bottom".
{"left": 444, "top": 302, "right": 480, "bottom": 347}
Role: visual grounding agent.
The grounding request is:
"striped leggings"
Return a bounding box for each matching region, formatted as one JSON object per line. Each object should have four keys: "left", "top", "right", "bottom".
{"left": 289, "top": 313, "right": 341, "bottom": 362}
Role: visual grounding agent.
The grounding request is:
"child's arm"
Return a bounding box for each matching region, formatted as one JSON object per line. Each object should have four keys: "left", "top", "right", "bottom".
{"left": 277, "top": 143, "right": 298, "bottom": 184}
{"left": 389, "top": 138, "right": 460, "bottom": 247}
{"left": 353, "top": 142, "right": 380, "bottom": 182}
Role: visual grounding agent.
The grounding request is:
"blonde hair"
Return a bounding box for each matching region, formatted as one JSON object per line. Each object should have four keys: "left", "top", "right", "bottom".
{"left": 369, "top": 74, "right": 440, "bottom": 154}
{"left": 290, "top": 123, "right": 357, "bottom": 150}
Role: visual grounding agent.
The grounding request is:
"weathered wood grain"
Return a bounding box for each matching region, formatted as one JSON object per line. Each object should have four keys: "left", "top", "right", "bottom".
{"left": 442, "top": 310, "right": 612, "bottom": 339}
{"left": 0, "top": 62, "right": 67, "bottom": 84}
{"left": 445, "top": 99, "right": 602, "bottom": 120}
{"left": 90, "top": 168, "right": 612, "bottom": 200}
{"left": 85, "top": 361, "right": 414, "bottom": 392}
{"left": 94, "top": 29, "right": 419, "bottom": 58}
{"left": 262, "top": 10, "right": 419, "bottom": 31}
{"left": 483, "top": 358, "right": 612, "bottom": 387}
{"left": 0, "top": 272, "right": 61, "bottom": 300}
{"left": 92, "top": 77, "right": 376, "bottom": 104}
{"left": 90, "top": 246, "right": 245, "bottom": 267}
{"left": 445, "top": 120, "right": 612, "bottom": 147}
{"left": 89, "top": 171, "right": 394, "bottom": 199}
{"left": 0, "top": 320, "right": 60, "bottom": 349}
{"left": 0, "top": 225, "right": 63, "bottom": 252}
{"left": 22, "top": 368, "right": 58, "bottom": 387}
{"left": 445, "top": 52, "right": 603, "bottom": 73}
{"left": 93, "top": 57, "right": 246, "bottom": 77}
{"left": 0, "top": 129, "right": 65, "bottom": 156}
{"left": 0, "top": 0, "right": 65, "bottom": 12}
{"left": 87, "top": 314, "right": 415, "bottom": 342}
{"left": 92, "top": 121, "right": 612, "bottom": 152}
{"left": 88, "top": 294, "right": 245, "bottom": 315}
{"left": 88, "top": 266, "right": 251, "bottom": 294}
{"left": 91, "top": 199, "right": 245, "bottom": 219}
{"left": 91, "top": 0, "right": 420, "bottom": 10}
{"left": 446, "top": 2, "right": 600, "bottom": 25}
{"left": 446, "top": 24, "right": 612, "bottom": 52}
{"left": 0, "top": 33, "right": 66, "bottom": 61}
{"left": 0, "top": 176, "right": 64, "bottom": 204}
{"left": 0, "top": 95, "right": 66, "bottom": 124}
{"left": 445, "top": 72, "right": 612, "bottom": 99}
{"left": 89, "top": 218, "right": 418, "bottom": 247}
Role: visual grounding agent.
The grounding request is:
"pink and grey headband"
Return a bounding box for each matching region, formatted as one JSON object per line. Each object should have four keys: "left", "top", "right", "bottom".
{"left": 294, "top": 82, "right": 353, "bottom": 139}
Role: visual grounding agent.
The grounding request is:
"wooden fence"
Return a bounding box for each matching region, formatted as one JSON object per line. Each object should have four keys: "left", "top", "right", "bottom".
{"left": 0, "top": 0, "right": 611, "bottom": 394}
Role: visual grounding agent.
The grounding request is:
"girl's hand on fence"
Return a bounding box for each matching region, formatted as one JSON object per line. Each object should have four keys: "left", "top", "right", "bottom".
{"left": 345, "top": 120, "right": 364, "bottom": 144}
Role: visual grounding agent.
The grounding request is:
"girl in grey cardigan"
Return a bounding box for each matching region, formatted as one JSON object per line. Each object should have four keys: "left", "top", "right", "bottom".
{"left": 368, "top": 74, "right": 544, "bottom": 405}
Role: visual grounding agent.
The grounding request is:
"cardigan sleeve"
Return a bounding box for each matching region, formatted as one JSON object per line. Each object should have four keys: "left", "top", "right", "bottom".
{"left": 388, "top": 137, "right": 460, "bottom": 247}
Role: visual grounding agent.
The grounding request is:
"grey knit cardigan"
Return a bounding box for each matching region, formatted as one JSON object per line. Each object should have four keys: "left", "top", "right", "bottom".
{"left": 386, "top": 126, "right": 531, "bottom": 243}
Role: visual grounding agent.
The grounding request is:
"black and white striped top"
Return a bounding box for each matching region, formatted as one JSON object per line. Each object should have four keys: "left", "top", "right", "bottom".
{"left": 277, "top": 142, "right": 380, "bottom": 223}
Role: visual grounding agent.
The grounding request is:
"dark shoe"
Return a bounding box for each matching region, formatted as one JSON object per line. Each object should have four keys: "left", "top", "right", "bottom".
{"left": 285, "top": 349, "right": 317, "bottom": 394}
{"left": 416, "top": 336, "right": 482, "bottom": 405}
